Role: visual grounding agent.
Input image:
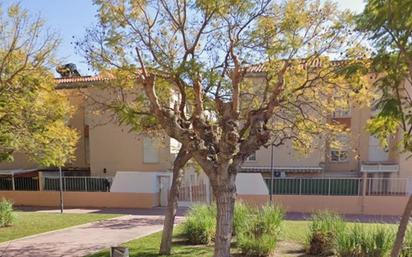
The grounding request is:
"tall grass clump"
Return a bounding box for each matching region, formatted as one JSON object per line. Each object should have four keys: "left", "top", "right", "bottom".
{"left": 233, "top": 202, "right": 252, "bottom": 235}
{"left": 401, "top": 228, "right": 412, "bottom": 257}
{"left": 0, "top": 199, "right": 14, "bottom": 227}
{"left": 306, "top": 211, "right": 345, "bottom": 256}
{"left": 336, "top": 225, "right": 394, "bottom": 257}
{"left": 182, "top": 204, "right": 216, "bottom": 245}
{"left": 237, "top": 205, "right": 284, "bottom": 257}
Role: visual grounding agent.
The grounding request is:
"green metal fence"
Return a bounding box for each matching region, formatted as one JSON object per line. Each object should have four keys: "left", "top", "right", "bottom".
{"left": 265, "top": 178, "right": 361, "bottom": 196}
{"left": 43, "top": 176, "right": 111, "bottom": 192}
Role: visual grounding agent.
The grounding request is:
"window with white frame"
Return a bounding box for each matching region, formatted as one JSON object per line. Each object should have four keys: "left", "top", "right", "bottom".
{"left": 332, "top": 97, "right": 351, "bottom": 118}
{"left": 246, "top": 151, "right": 257, "bottom": 161}
{"left": 332, "top": 106, "right": 351, "bottom": 118}
{"left": 330, "top": 135, "right": 349, "bottom": 162}
{"left": 143, "top": 137, "right": 160, "bottom": 163}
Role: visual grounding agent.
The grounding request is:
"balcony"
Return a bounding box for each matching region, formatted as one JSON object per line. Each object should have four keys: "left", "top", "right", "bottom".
{"left": 360, "top": 162, "right": 399, "bottom": 173}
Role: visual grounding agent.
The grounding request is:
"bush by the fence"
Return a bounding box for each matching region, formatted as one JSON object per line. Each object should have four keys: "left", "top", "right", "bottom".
{"left": 336, "top": 225, "right": 394, "bottom": 257}
{"left": 307, "top": 211, "right": 345, "bottom": 256}
{"left": 237, "top": 205, "right": 284, "bottom": 257}
{"left": 182, "top": 205, "right": 216, "bottom": 245}
{"left": 0, "top": 199, "right": 15, "bottom": 227}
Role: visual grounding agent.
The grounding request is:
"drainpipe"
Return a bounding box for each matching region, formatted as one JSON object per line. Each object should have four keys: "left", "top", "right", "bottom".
{"left": 11, "top": 174, "right": 15, "bottom": 191}
{"left": 270, "top": 144, "right": 274, "bottom": 204}
{"left": 59, "top": 167, "right": 64, "bottom": 214}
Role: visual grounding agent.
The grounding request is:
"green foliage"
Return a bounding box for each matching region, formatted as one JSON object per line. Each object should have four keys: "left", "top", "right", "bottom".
{"left": 237, "top": 205, "right": 284, "bottom": 257}
{"left": 306, "top": 211, "right": 345, "bottom": 256}
{"left": 233, "top": 202, "right": 251, "bottom": 235}
{"left": 0, "top": 3, "right": 78, "bottom": 166}
{"left": 182, "top": 205, "right": 216, "bottom": 245}
{"left": 0, "top": 199, "right": 15, "bottom": 227}
{"left": 336, "top": 225, "right": 394, "bottom": 257}
{"left": 401, "top": 228, "right": 412, "bottom": 257}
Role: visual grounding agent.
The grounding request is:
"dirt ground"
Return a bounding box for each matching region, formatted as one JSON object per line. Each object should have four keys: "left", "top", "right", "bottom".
{"left": 273, "top": 241, "right": 309, "bottom": 257}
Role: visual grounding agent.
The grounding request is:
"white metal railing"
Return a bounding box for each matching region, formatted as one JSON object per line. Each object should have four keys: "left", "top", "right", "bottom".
{"left": 366, "top": 178, "right": 409, "bottom": 196}
{"left": 43, "top": 176, "right": 112, "bottom": 192}
{"left": 265, "top": 177, "right": 410, "bottom": 196}
{"left": 361, "top": 163, "right": 400, "bottom": 173}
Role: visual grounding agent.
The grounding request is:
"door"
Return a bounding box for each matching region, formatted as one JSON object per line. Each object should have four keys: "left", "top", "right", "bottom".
{"left": 159, "top": 176, "right": 170, "bottom": 207}
{"left": 368, "top": 135, "right": 389, "bottom": 162}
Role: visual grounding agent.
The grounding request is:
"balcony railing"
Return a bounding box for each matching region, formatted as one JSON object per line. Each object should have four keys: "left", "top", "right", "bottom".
{"left": 360, "top": 163, "right": 399, "bottom": 173}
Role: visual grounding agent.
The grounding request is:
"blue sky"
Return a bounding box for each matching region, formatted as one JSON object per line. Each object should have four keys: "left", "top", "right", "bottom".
{"left": 3, "top": 0, "right": 366, "bottom": 76}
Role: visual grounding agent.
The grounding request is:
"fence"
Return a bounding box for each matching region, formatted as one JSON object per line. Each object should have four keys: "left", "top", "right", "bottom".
{"left": 265, "top": 177, "right": 410, "bottom": 196}
{"left": 0, "top": 176, "right": 111, "bottom": 192}
{"left": 0, "top": 177, "right": 39, "bottom": 191}
{"left": 43, "top": 176, "right": 111, "bottom": 192}
{"left": 178, "top": 182, "right": 208, "bottom": 203}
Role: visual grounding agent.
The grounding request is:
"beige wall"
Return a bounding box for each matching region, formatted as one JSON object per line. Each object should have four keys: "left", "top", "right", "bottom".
{"left": 242, "top": 140, "right": 323, "bottom": 168}
{"left": 238, "top": 194, "right": 408, "bottom": 216}
{"left": 0, "top": 89, "right": 88, "bottom": 171}
{"left": 0, "top": 191, "right": 159, "bottom": 209}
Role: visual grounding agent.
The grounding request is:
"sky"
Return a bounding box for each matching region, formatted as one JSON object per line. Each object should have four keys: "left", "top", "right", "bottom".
{"left": 3, "top": 0, "right": 366, "bottom": 76}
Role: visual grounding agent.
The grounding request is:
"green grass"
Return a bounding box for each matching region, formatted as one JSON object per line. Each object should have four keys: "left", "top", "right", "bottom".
{"left": 86, "top": 221, "right": 399, "bottom": 257}
{"left": 0, "top": 211, "right": 119, "bottom": 243}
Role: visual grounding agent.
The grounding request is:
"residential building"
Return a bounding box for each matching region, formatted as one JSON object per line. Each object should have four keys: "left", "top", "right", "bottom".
{"left": 0, "top": 68, "right": 408, "bottom": 186}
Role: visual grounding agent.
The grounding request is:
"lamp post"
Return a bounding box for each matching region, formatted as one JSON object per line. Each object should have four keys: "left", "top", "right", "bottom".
{"left": 270, "top": 143, "right": 274, "bottom": 203}
{"left": 59, "top": 166, "right": 64, "bottom": 214}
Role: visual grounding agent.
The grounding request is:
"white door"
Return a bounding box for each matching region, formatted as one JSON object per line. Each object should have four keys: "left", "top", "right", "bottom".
{"left": 159, "top": 176, "right": 170, "bottom": 207}
{"left": 368, "top": 136, "right": 389, "bottom": 162}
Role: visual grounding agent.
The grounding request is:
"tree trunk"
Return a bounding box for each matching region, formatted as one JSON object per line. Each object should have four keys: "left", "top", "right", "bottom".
{"left": 213, "top": 176, "right": 237, "bottom": 257}
{"left": 159, "top": 148, "right": 191, "bottom": 255}
{"left": 391, "top": 194, "right": 412, "bottom": 257}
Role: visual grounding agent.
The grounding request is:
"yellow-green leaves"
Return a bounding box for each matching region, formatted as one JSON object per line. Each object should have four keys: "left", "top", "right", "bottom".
{"left": 0, "top": 3, "right": 77, "bottom": 166}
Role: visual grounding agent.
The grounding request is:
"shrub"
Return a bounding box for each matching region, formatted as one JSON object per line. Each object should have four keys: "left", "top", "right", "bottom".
{"left": 0, "top": 199, "right": 14, "bottom": 227}
{"left": 182, "top": 204, "right": 216, "bottom": 245}
{"left": 237, "top": 205, "right": 284, "bottom": 257}
{"left": 233, "top": 202, "right": 252, "bottom": 236}
{"left": 307, "top": 211, "right": 345, "bottom": 256}
{"left": 336, "top": 225, "right": 394, "bottom": 257}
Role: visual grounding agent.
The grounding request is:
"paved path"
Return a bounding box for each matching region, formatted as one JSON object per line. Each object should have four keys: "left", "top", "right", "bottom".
{"left": 0, "top": 214, "right": 183, "bottom": 257}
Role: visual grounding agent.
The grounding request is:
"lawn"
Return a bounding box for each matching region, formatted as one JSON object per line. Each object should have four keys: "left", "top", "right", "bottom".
{"left": 86, "top": 221, "right": 399, "bottom": 257}
{"left": 0, "top": 211, "right": 120, "bottom": 243}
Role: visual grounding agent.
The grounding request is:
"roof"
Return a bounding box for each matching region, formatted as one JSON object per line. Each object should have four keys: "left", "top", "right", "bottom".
{"left": 54, "top": 59, "right": 351, "bottom": 87}
{"left": 0, "top": 169, "right": 38, "bottom": 176}
{"left": 245, "top": 59, "right": 348, "bottom": 73}
{"left": 55, "top": 75, "right": 114, "bottom": 89}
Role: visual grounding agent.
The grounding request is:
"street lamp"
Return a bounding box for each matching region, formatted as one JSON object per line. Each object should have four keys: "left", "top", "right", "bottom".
{"left": 59, "top": 166, "right": 64, "bottom": 214}
{"left": 270, "top": 143, "right": 274, "bottom": 204}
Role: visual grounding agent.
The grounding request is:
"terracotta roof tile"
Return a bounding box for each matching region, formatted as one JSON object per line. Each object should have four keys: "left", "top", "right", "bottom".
{"left": 245, "top": 59, "right": 347, "bottom": 73}
{"left": 56, "top": 75, "right": 114, "bottom": 84}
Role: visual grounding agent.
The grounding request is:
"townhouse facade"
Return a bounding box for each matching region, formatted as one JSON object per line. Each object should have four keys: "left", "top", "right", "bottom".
{"left": 0, "top": 70, "right": 409, "bottom": 189}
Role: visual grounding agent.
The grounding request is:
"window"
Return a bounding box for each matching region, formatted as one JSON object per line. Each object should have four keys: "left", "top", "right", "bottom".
{"left": 332, "top": 107, "right": 351, "bottom": 118}
{"left": 330, "top": 135, "right": 349, "bottom": 162}
{"left": 246, "top": 151, "right": 256, "bottom": 161}
{"left": 330, "top": 150, "right": 348, "bottom": 162}
{"left": 143, "top": 137, "right": 160, "bottom": 163}
{"left": 332, "top": 97, "right": 351, "bottom": 118}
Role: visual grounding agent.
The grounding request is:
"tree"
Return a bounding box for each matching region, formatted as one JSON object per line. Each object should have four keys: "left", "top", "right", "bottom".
{"left": 0, "top": 3, "right": 78, "bottom": 167}
{"left": 357, "top": 1, "right": 412, "bottom": 256}
{"left": 71, "top": 77, "right": 193, "bottom": 255}
{"left": 82, "top": 0, "right": 367, "bottom": 256}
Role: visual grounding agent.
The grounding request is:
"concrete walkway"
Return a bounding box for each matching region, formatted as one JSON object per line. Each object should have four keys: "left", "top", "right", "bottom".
{"left": 0, "top": 214, "right": 183, "bottom": 257}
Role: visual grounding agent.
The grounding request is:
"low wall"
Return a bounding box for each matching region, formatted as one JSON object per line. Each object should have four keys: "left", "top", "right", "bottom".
{"left": 238, "top": 194, "right": 409, "bottom": 216}
{"left": 0, "top": 191, "right": 159, "bottom": 209}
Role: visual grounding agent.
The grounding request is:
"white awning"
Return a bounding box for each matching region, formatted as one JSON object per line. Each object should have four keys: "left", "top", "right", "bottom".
{"left": 241, "top": 166, "right": 323, "bottom": 173}
{"left": 0, "top": 169, "right": 38, "bottom": 176}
